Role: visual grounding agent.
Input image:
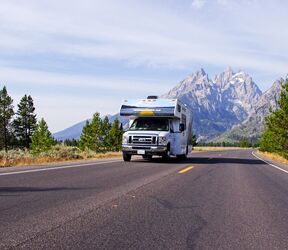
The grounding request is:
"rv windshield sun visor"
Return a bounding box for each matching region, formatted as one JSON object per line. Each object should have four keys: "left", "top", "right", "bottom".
{"left": 120, "top": 99, "right": 177, "bottom": 117}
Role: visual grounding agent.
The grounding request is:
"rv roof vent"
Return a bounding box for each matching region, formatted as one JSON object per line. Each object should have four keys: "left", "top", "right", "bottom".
{"left": 147, "top": 95, "right": 158, "bottom": 99}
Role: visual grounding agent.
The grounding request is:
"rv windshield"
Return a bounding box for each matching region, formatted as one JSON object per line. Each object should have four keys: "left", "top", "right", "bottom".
{"left": 129, "top": 118, "right": 169, "bottom": 131}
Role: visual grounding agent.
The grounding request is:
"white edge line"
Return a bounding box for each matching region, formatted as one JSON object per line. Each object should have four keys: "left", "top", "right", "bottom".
{"left": 252, "top": 151, "right": 288, "bottom": 174}
{"left": 0, "top": 159, "right": 122, "bottom": 176}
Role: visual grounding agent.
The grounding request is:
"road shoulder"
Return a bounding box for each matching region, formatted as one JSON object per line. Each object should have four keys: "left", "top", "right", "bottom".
{"left": 0, "top": 157, "right": 122, "bottom": 175}
{"left": 252, "top": 151, "right": 288, "bottom": 174}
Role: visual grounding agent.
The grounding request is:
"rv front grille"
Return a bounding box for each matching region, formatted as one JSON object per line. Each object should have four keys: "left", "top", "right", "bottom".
{"left": 132, "top": 146, "right": 151, "bottom": 150}
{"left": 131, "top": 136, "right": 157, "bottom": 145}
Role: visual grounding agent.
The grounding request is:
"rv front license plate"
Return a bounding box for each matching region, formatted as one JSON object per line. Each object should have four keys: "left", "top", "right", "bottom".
{"left": 137, "top": 150, "right": 145, "bottom": 155}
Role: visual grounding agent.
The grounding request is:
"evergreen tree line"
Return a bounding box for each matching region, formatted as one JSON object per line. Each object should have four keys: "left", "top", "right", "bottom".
{"left": 78, "top": 113, "right": 123, "bottom": 152}
{"left": 0, "top": 86, "right": 123, "bottom": 155}
{"left": 0, "top": 86, "right": 54, "bottom": 153}
{"left": 259, "top": 79, "right": 288, "bottom": 159}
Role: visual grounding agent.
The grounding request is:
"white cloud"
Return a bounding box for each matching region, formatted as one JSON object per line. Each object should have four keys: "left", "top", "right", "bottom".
{"left": 0, "top": 0, "right": 286, "bottom": 74}
{"left": 0, "top": 0, "right": 288, "bottom": 130}
{"left": 191, "top": 0, "right": 206, "bottom": 9}
{"left": 0, "top": 66, "right": 167, "bottom": 93}
{"left": 217, "top": 0, "right": 230, "bottom": 5}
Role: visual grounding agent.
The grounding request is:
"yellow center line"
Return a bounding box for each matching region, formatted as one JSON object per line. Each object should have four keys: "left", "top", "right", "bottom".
{"left": 178, "top": 166, "right": 194, "bottom": 174}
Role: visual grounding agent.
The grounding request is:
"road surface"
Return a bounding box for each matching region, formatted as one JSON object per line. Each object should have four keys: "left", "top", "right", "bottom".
{"left": 1, "top": 150, "right": 288, "bottom": 249}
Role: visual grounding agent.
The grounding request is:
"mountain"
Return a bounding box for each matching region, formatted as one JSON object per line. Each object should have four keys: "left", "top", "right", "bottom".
{"left": 53, "top": 68, "right": 282, "bottom": 142}
{"left": 214, "top": 78, "right": 283, "bottom": 142}
{"left": 53, "top": 119, "right": 91, "bottom": 141}
{"left": 162, "top": 67, "right": 263, "bottom": 140}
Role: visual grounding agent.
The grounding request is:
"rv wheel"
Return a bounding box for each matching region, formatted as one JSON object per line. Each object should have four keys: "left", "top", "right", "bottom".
{"left": 123, "top": 153, "right": 132, "bottom": 162}
{"left": 162, "top": 145, "right": 170, "bottom": 161}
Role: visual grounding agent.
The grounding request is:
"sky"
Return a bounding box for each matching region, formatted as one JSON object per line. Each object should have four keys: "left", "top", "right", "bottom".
{"left": 0, "top": 0, "right": 287, "bottom": 132}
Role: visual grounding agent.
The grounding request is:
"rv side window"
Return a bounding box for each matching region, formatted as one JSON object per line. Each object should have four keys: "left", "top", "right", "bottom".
{"left": 177, "top": 104, "right": 181, "bottom": 112}
{"left": 181, "top": 114, "right": 186, "bottom": 130}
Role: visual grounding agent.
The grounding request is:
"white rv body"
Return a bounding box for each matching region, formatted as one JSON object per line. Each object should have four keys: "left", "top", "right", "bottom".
{"left": 120, "top": 97, "right": 193, "bottom": 161}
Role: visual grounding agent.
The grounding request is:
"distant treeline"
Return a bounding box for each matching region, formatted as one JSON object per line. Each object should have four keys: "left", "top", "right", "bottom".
{"left": 53, "top": 114, "right": 123, "bottom": 154}
{"left": 0, "top": 86, "right": 123, "bottom": 155}
{"left": 69, "top": 113, "right": 123, "bottom": 153}
{"left": 78, "top": 112, "right": 123, "bottom": 153}
{"left": 259, "top": 79, "right": 288, "bottom": 159}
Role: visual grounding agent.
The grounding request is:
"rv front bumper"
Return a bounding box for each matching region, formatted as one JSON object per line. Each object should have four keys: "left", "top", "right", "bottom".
{"left": 122, "top": 145, "right": 167, "bottom": 155}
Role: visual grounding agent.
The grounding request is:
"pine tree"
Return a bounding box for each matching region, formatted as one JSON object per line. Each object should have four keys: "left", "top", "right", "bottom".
{"left": 0, "top": 86, "right": 14, "bottom": 151}
{"left": 239, "top": 138, "right": 250, "bottom": 148}
{"left": 89, "top": 112, "right": 102, "bottom": 152}
{"left": 79, "top": 120, "right": 92, "bottom": 150}
{"left": 79, "top": 113, "right": 103, "bottom": 152}
{"left": 191, "top": 134, "right": 197, "bottom": 147}
{"left": 260, "top": 79, "right": 288, "bottom": 158}
{"left": 30, "top": 118, "right": 55, "bottom": 155}
{"left": 63, "top": 139, "right": 78, "bottom": 147}
{"left": 13, "top": 95, "right": 37, "bottom": 148}
{"left": 259, "top": 129, "right": 277, "bottom": 152}
{"left": 100, "top": 116, "right": 111, "bottom": 152}
{"left": 106, "top": 118, "right": 123, "bottom": 151}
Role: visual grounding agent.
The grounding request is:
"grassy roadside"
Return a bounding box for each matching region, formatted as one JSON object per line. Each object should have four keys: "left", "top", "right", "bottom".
{"left": 0, "top": 145, "right": 122, "bottom": 168}
{"left": 193, "top": 146, "right": 248, "bottom": 151}
{"left": 256, "top": 151, "right": 288, "bottom": 166}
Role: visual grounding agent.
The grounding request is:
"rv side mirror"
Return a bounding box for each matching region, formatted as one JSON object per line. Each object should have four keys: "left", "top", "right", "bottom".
{"left": 179, "top": 123, "right": 185, "bottom": 132}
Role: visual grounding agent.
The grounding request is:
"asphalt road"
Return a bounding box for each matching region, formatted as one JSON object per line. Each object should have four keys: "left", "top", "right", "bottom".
{"left": 1, "top": 150, "right": 288, "bottom": 250}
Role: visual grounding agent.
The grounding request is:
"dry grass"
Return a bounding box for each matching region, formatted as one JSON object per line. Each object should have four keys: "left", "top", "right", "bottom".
{"left": 0, "top": 146, "right": 122, "bottom": 168}
{"left": 257, "top": 151, "right": 288, "bottom": 165}
{"left": 193, "top": 146, "right": 247, "bottom": 151}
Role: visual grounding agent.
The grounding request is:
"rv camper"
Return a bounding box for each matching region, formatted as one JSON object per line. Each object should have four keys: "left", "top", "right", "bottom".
{"left": 120, "top": 96, "right": 193, "bottom": 162}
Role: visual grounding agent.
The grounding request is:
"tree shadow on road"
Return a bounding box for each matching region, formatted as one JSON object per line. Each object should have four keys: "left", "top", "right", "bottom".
{"left": 186, "top": 157, "right": 264, "bottom": 165}
{"left": 132, "top": 156, "right": 264, "bottom": 166}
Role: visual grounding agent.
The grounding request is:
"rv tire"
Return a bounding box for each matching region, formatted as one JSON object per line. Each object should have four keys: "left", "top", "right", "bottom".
{"left": 162, "top": 144, "right": 170, "bottom": 161}
{"left": 123, "top": 153, "right": 132, "bottom": 162}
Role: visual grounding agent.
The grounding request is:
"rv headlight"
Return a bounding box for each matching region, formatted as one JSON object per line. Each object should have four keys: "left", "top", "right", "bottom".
{"left": 158, "top": 136, "right": 167, "bottom": 145}
{"left": 122, "top": 135, "right": 128, "bottom": 144}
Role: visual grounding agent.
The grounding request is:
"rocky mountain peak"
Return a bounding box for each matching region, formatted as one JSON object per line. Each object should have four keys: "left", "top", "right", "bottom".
{"left": 268, "top": 78, "right": 283, "bottom": 93}
{"left": 163, "top": 68, "right": 211, "bottom": 98}
{"left": 255, "top": 78, "right": 283, "bottom": 114}
{"left": 187, "top": 68, "right": 209, "bottom": 83}
{"left": 213, "top": 67, "right": 234, "bottom": 88}
{"left": 199, "top": 68, "right": 207, "bottom": 76}
{"left": 162, "top": 67, "right": 268, "bottom": 140}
